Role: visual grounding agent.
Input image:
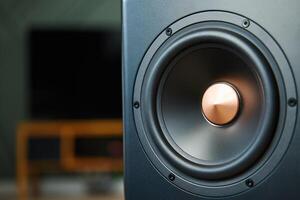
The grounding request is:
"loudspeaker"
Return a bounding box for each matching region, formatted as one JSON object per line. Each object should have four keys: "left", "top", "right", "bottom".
{"left": 122, "top": 1, "right": 300, "bottom": 199}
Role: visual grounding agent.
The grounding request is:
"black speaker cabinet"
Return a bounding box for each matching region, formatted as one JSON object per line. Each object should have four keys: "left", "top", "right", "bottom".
{"left": 122, "top": 1, "right": 300, "bottom": 199}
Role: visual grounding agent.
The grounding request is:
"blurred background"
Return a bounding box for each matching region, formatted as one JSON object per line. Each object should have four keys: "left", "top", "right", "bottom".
{"left": 0, "top": 0, "right": 123, "bottom": 200}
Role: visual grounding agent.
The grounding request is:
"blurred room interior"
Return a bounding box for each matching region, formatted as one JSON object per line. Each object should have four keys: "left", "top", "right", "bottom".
{"left": 0, "top": 1, "right": 123, "bottom": 200}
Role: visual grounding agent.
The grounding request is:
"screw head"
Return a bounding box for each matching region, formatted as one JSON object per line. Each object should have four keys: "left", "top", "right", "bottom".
{"left": 166, "top": 28, "right": 172, "bottom": 36}
{"left": 245, "top": 179, "right": 254, "bottom": 187}
{"left": 288, "top": 98, "right": 297, "bottom": 107}
{"left": 133, "top": 101, "right": 140, "bottom": 108}
{"left": 168, "top": 173, "right": 175, "bottom": 181}
{"left": 242, "top": 19, "right": 250, "bottom": 28}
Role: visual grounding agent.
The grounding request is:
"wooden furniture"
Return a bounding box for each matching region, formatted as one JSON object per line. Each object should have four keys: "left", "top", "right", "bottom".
{"left": 16, "top": 120, "right": 123, "bottom": 200}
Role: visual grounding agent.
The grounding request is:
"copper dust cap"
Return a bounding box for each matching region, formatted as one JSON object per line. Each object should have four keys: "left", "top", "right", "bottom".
{"left": 201, "top": 82, "right": 240, "bottom": 126}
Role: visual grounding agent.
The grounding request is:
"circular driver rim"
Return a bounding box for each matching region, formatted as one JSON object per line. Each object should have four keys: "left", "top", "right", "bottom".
{"left": 146, "top": 22, "right": 278, "bottom": 180}
{"left": 133, "top": 11, "right": 297, "bottom": 197}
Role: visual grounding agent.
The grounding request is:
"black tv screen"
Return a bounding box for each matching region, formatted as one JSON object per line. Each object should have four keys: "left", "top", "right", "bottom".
{"left": 29, "top": 29, "right": 122, "bottom": 119}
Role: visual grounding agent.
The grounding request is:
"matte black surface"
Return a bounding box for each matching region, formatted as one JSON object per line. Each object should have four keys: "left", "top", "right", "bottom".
{"left": 28, "top": 138, "right": 60, "bottom": 160}
{"left": 75, "top": 137, "right": 122, "bottom": 157}
{"left": 123, "top": 0, "right": 300, "bottom": 199}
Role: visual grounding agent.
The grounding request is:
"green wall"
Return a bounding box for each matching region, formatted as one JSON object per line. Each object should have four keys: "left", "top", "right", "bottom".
{"left": 0, "top": 0, "right": 121, "bottom": 179}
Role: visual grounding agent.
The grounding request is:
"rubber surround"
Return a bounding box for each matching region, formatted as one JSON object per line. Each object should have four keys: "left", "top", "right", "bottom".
{"left": 141, "top": 22, "right": 279, "bottom": 180}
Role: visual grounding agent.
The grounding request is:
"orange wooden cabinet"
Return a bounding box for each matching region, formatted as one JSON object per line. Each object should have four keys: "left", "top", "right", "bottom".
{"left": 16, "top": 119, "right": 123, "bottom": 200}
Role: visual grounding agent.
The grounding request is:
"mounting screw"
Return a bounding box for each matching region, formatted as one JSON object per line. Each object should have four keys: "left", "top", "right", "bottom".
{"left": 133, "top": 101, "right": 140, "bottom": 109}
{"left": 245, "top": 179, "right": 254, "bottom": 188}
{"left": 165, "top": 28, "right": 172, "bottom": 36}
{"left": 168, "top": 173, "right": 175, "bottom": 181}
{"left": 288, "top": 98, "right": 297, "bottom": 107}
{"left": 242, "top": 19, "right": 250, "bottom": 28}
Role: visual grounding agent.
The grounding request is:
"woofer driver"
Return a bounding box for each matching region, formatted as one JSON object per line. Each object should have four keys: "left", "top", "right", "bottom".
{"left": 132, "top": 11, "right": 297, "bottom": 197}
{"left": 143, "top": 21, "right": 278, "bottom": 180}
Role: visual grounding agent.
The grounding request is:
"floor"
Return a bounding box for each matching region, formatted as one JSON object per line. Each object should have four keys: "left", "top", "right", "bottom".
{"left": 0, "top": 179, "right": 124, "bottom": 200}
{"left": 1, "top": 194, "right": 123, "bottom": 200}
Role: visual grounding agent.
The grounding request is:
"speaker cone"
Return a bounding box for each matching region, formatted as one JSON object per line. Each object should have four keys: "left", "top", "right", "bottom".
{"left": 139, "top": 22, "right": 279, "bottom": 180}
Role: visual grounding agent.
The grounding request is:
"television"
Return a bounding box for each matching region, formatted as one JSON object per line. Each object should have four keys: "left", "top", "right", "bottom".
{"left": 29, "top": 28, "right": 122, "bottom": 119}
